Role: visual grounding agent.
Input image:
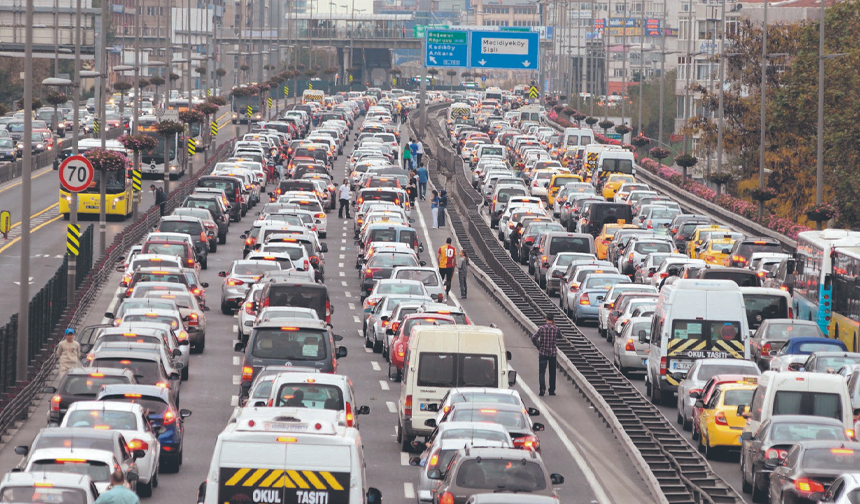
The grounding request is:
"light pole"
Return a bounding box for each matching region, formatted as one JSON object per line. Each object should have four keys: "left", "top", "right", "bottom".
{"left": 17, "top": 0, "right": 34, "bottom": 382}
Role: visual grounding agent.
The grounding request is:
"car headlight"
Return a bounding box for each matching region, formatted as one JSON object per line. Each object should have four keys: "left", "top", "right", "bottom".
{"left": 36, "top": 144, "right": 44, "bottom": 149}
{"left": 169, "top": 165, "right": 177, "bottom": 171}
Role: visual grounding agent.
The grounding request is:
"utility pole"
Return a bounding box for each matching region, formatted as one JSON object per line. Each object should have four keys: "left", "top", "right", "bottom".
{"left": 98, "top": 0, "right": 108, "bottom": 257}
{"left": 636, "top": 1, "right": 644, "bottom": 135}
{"left": 657, "top": 0, "right": 666, "bottom": 147}
{"left": 620, "top": 0, "right": 627, "bottom": 131}
{"left": 589, "top": 0, "right": 595, "bottom": 119}
{"left": 604, "top": 0, "right": 610, "bottom": 122}
{"left": 17, "top": 0, "right": 34, "bottom": 382}
{"left": 681, "top": 0, "right": 694, "bottom": 180}
{"left": 185, "top": 0, "right": 192, "bottom": 177}
{"left": 133, "top": 0, "right": 141, "bottom": 221}
{"left": 716, "top": 0, "right": 727, "bottom": 180}
{"left": 68, "top": 0, "right": 82, "bottom": 303}
{"left": 165, "top": 0, "right": 173, "bottom": 196}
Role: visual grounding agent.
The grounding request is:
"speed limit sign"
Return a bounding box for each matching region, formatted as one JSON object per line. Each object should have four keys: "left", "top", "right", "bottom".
{"left": 59, "top": 155, "right": 95, "bottom": 193}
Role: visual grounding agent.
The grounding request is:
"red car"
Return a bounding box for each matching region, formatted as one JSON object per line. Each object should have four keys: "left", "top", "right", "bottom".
{"left": 387, "top": 313, "right": 456, "bottom": 380}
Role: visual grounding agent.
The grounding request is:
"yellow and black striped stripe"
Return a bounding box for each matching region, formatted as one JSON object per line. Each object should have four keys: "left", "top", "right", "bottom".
{"left": 187, "top": 138, "right": 196, "bottom": 156}
{"left": 132, "top": 169, "right": 141, "bottom": 192}
{"left": 67, "top": 224, "right": 80, "bottom": 256}
{"left": 221, "top": 467, "right": 347, "bottom": 490}
{"left": 211, "top": 121, "right": 219, "bottom": 137}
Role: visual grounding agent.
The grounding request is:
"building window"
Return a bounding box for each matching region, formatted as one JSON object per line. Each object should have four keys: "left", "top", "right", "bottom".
{"left": 613, "top": 68, "right": 626, "bottom": 77}
{"left": 696, "top": 62, "right": 712, "bottom": 80}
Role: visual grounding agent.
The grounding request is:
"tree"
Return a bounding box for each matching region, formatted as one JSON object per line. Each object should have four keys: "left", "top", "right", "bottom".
{"left": 628, "top": 69, "right": 677, "bottom": 142}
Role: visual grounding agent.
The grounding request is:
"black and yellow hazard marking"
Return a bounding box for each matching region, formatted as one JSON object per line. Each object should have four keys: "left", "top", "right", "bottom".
{"left": 268, "top": 97, "right": 273, "bottom": 108}
{"left": 308, "top": 82, "right": 313, "bottom": 90}
{"left": 93, "top": 118, "right": 100, "bottom": 134}
{"left": 284, "top": 85, "right": 289, "bottom": 97}
{"left": 206, "top": 88, "right": 211, "bottom": 97}
{"left": 211, "top": 120, "right": 219, "bottom": 137}
{"left": 714, "top": 339, "right": 744, "bottom": 359}
{"left": 528, "top": 86, "right": 539, "bottom": 99}
{"left": 67, "top": 224, "right": 80, "bottom": 256}
{"left": 219, "top": 467, "right": 349, "bottom": 504}
{"left": 247, "top": 105, "right": 253, "bottom": 118}
{"left": 187, "top": 138, "right": 196, "bottom": 156}
{"left": 132, "top": 169, "right": 141, "bottom": 192}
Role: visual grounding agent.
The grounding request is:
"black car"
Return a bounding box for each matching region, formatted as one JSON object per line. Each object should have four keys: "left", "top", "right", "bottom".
{"left": 726, "top": 238, "right": 783, "bottom": 268}
{"left": 196, "top": 176, "right": 244, "bottom": 222}
{"left": 740, "top": 416, "right": 850, "bottom": 502}
{"left": 767, "top": 439, "right": 860, "bottom": 504}
{"left": 42, "top": 367, "right": 138, "bottom": 425}
{"left": 0, "top": 138, "right": 18, "bottom": 161}
{"left": 580, "top": 202, "right": 633, "bottom": 236}
{"left": 359, "top": 252, "right": 422, "bottom": 297}
{"left": 234, "top": 320, "right": 345, "bottom": 384}
{"left": 668, "top": 215, "right": 710, "bottom": 254}
{"left": 157, "top": 215, "right": 211, "bottom": 266}
{"left": 182, "top": 195, "right": 230, "bottom": 243}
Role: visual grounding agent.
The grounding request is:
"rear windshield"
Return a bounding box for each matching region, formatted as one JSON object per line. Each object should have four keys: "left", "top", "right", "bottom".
{"left": 743, "top": 294, "right": 789, "bottom": 329}
{"left": 367, "top": 254, "right": 417, "bottom": 268}
{"left": 695, "top": 363, "right": 757, "bottom": 381}
{"left": 738, "top": 242, "right": 781, "bottom": 258}
{"left": 234, "top": 262, "right": 281, "bottom": 276}
{"left": 671, "top": 320, "right": 743, "bottom": 343}
{"left": 370, "top": 229, "right": 397, "bottom": 242}
{"left": 497, "top": 189, "right": 526, "bottom": 203}
{"left": 449, "top": 409, "right": 526, "bottom": 429}
{"left": 798, "top": 341, "right": 847, "bottom": 353}
{"left": 273, "top": 383, "right": 343, "bottom": 409}
{"left": 549, "top": 236, "right": 591, "bottom": 255}
{"left": 65, "top": 409, "right": 138, "bottom": 430}
{"left": 60, "top": 375, "right": 130, "bottom": 396}
{"left": 142, "top": 243, "right": 188, "bottom": 258}
{"left": 634, "top": 242, "right": 673, "bottom": 254}
{"left": 722, "top": 389, "right": 754, "bottom": 406}
{"left": 771, "top": 422, "right": 847, "bottom": 443}
{"left": 198, "top": 179, "right": 238, "bottom": 197}
{"left": 121, "top": 314, "right": 179, "bottom": 329}
{"left": 159, "top": 221, "right": 202, "bottom": 235}
{"left": 131, "top": 258, "right": 180, "bottom": 270}
{"left": 99, "top": 395, "right": 169, "bottom": 414}
{"left": 395, "top": 270, "right": 438, "bottom": 286}
{"left": 92, "top": 358, "right": 160, "bottom": 384}
{"left": 766, "top": 323, "right": 822, "bottom": 340}
{"left": 264, "top": 245, "right": 305, "bottom": 260}
{"left": 440, "top": 428, "right": 509, "bottom": 443}
{"left": 402, "top": 317, "right": 454, "bottom": 335}
{"left": 584, "top": 275, "right": 629, "bottom": 290}
{"left": 702, "top": 270, "right": 760, "bottom": 287}
{"left": 417, "top": 353, "right": 497, "bottom": 388}
{"left": 29, "top": 460, "right": 110, "bottom": 483}
{"left": 455, "top": 459, "right": 546, "bottom": 491}
{"left": 250, "top": 328, "right": 328, "bottom": 361}
{"left": 0, "top": 486, "right": 87, "bottom": 503}
{"left": 377, "top": 283, "right": 425, "bottom": 296}
{"left": 266, "top": 286, "right": 327, "bottom": 319}
{"left": 773, "top": 391, "right": 843, "bottom": 420}
{"left": 133, "top": 271, "right": 186, "bottom": 285}
{"left": 802, "top": 448, "right": 860, "bottom": 471}
{"left": 816, "top": 355, "right": 860, "bottom": 372}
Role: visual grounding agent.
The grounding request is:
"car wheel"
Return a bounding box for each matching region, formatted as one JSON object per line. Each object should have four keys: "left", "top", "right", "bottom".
{"left": 650, "top": 381, "right": 661, "bottom": 405}
{"left": 751, "top": 473, "right": 767, "bottom": 503}
{"left": 364, "top": 331, "right": 372, "bottom": 349}
{"left": 676, "top": 410, "right": 683, "bottom": 425}
{"left": 598, "top": 327, "right": 606, "bottom": 338}
{"left": 197, "top": 335, "right": 205, "bottom": 353}
{"left": 682, "top": 413, "right": 691, "bottom": 431}
{"left": 691, "top": 421, "right": 700, "bottom": 441}
{"left": 320, "top": 232, "right": 326, "bottom": 238}
{"left": 527, "top": 261, "right": 535, "bottom": 275}
{"left": 372, "top": 335, "right": 383, "bottom": 354}
{"left": 705, "top": 438, "right": 717, "bottom": 460}
{"left": 210, "top": 241, "right": 217, "bottom": 253}
{"left": 400, "top": 430, "right": 414, "bottom": 452}
{"left": 697, "top": 433, "right": 705, "bottom": 453}
{"left": 137, "top": 479, "right": 153, "bottom": 498}
{"left": 182, "top": 363, "right": 189, "bottom": 381}
{"left": 539, "top": 274, "right": 546, "bottom": 289}
{"left": 220, "top": 302, "right": 231, "bottom": 315}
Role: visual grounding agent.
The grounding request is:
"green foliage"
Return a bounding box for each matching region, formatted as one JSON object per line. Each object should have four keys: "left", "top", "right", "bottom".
{"left": 113, "top": 82, "right": 133, "bottom": 93}
{"left": 44, "top": 92, "right": 68, "bottom": 107}
{"left": 628, "top": 69, "right": 677, "bottom": 142}
{"left": 207, "top": 96, "right": 227, "bottom": 107}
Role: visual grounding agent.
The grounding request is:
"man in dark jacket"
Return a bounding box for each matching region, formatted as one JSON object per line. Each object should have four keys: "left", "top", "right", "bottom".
{"left": 151, "top": 184, "right": 167, "bottom": 216}
{"left": 438, "top": 190, "right": 448, "bottom": 227}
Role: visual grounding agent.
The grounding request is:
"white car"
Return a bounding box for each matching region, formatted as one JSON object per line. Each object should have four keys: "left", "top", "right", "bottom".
{"left": 60, "top": 401, "right": 160, "bottom": 496}
{"left": 237, "top": 283, "right": 265, "bottom": 342}
{"left": 23, "top": 448, "right": 128, "bottom": 494}
{"left": 0, "top": 471, "right": 100, "bottom": 503}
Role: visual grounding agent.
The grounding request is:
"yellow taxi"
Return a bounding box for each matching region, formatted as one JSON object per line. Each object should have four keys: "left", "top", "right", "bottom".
{"left": 687, "top": 225, "right": 731, "bottom": 258}
{"left": 696, "top": 379, "right": 757, "bottom": 457}
{"left": 602, "top": 173, "right": 637, "bottom": 200}
{"left": 561, "top": 147, "right": 578, "bottom": 168}
{"left": 697, "top": 237, "right": 737, "bottom": 265}
{"left": 547, "top": 173, "right": 584, "bottom": 206}
{"left": 596, "top": 223, "right": 640, "bottom": 260}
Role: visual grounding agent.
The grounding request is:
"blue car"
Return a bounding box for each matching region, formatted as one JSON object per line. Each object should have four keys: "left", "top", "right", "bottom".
{"left": 570, "top": 273, "right": 631, "bottom": 325}
{"left": 769, "top": 336, "right": 848, "bottom": 372}
{"left": 96, "top": 384, "right": 191, "bottom": 473}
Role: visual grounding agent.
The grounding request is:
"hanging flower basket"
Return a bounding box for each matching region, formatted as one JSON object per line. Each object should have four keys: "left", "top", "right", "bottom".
{"left": 154, "top": 120, "right": 185, "bottom": 138}
{"left": 545, "top": 99, "right": 557, "bottom": 107}
{"left": 631, "top": 134, "right": 650, "bottom": 148}
{"left": 246, "top": 84, "right": 260, "bottom": 95}
{"left": 257, "top": 83, "right": 271, "bottom": 92}
{"left": 649, "top": 147, "right": 670, "bottom": 160}
{"left": 804, "top": 203, "right": 839, "bottom": 222}
{"left": 562, "top": 106, "right": 576, "bottom": 116}
{"left": 585, "top": 116, "right": 598, "bottom": 126}
{"left": 750, "top": 187, "right": 778, "bottom": 202}
{"left": 239, "top": 64, "right": 250, "bottom": 72}
{"left": 179, "top": 109, "right": 205, "bottom": 124}
{"left": 84, "top": 148, "right": 128, "bottom": 172}
{"left": 149, "top": 76, "right": 165, "bottom": 86}
{"left": 614, "top": 125, "right": 631, "bottom": 136}
{"left": 208, "top": 96, "right": 227, "bottom": 107}
{"left": 118, "top": 134, "right": 157, "bottom": 152}
{"left": 708, "top": 172, "right": 733, "bottom": 185}
{"left": 194, "top": 66, "right": 207, "bottom": 75}
{"left": 573, "top": 113, "right": 587, "bottom": 122}
{"left": 195, "top": 102, "right": 219, "bottom": 116}
{"left": 552, "top": 105, "right": 564, "bottom": 113}
{"left": 215, "top": 68, "right": 227, "bottom": 77}
{"left": 598, "top": 120, "right": 615, "bottom": 131}
{"left": 230, "top": 87, "right": 252, "bottom": 98}
{"left": 44, "top": 91, "right": 68, "bottom": 107}
{"left": 675, "top": 153, "right": 698, "bottom": 168}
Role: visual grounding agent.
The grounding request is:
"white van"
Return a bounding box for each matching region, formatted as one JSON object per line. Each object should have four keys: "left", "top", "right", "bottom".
{"left": 739, "top": 286, "right": 793, "bottom": 337}
{"left": 742, "top": 371, "right": 854, "bottom": 441}
{"left": 583, "top": 144, "right": 622, "bottom": 175}
{"left": 562, "top": 127, "right": 595, "bottom": 148}
{"left": 397, "top": 325, "right": 515, "bottom": 450}
{"left": 595, "top": 149, "right": 636, "bottom": 182}
{"left": 302, "top": 89, "right": 325, "bottom": 104}
{"left": 645, "top": 279, "right": 750, "bottom": 405}
{"left": 200, "top": 408, "right": 382, "bottom": 504}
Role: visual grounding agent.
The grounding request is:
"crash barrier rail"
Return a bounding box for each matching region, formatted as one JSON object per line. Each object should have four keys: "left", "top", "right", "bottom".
{"left": 0, "top": 138, "right": 234, "bottom": 443}
{"left": 416, "top": 103, "right": 745, "bottom": 504}
{"left": 0, "top": 129, "right": 122, "bottom": 185}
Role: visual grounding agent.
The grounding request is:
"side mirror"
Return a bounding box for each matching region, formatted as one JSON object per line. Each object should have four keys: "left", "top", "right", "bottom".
{"left": 80, "top": 344, "right": 92, "bottom": 354}
{"left": 426, "top": 470, "right": 442, "bottom": 480}
{"left": 408, "top": 456, "right": 421, "bottom": 467}
{"left": 253, "top": 400, "right": 267, "bottom": 407}
{"left": 115, "top": 265, "right": 125, "bottom": 272}
{"left": 381, "top": 316, "right": 389, "bottom": 322}
{"left": 424, "top": 419, "right": 437, "bottom": 428}
{"left": 336, "top": 346, "right": 348, "bottom": 359}
{"left": 807, "top": 492, "right": 824, "bottom": 503}
{"left": 320, "top": 243, "right": 328, "bottom": 253}
{"left": 333, "top": 333, "right": 342, "bottom": 341}
{"left": 43, "top": 386, "right": 57, "bottom": 394}
{"left": 218, "top": 271, "right": 227, "bottom": 277}
{"left": 506, "top": 350, "right": 512, "bottom": 361}
{"left": 419, "top": 243, "right": 425, "bottom": 253}
{"left": 234, "top": 341, "right": 246, "bottom": 352}
{"left": 419, "top": 261, "right": 427, "bottom": 267}
{"left": 689, "top": 391, "right": 700, "bottom": 399}
{"left": 532, "top": 422, "right": 545, "bottom": 432}
{"left": 507, "top": 370, "right": 517, "bottom": 387}
{"left": 14, "top": 446, "right": 29, "bottom": 456}
{"left": 178, "top": 339, "right": 190, "bottom": 346}
{"left": 201, "top": 282, "right": 209, "bottom": 288}
{"left": 104, "top": 312, "right": 115, "bottom": 319}
{"left": 694, "top": 400, "right": 705, "bottom": 409}
{"left": 527, "top": 407, "right": 540, "bottom": 416}
{"left": 736, "top": 404, "right": 750, "bottom": 417}
{"left": 239, "top": 234, "right": 247, "bottom": 240}
{"left": 240, "top": 381, "right": 252, "bottom": 391}
{"left": 169, "top": 372, "right": 181, "bottom": 380}
{"left": 357, "top": 405, "right": 370, "bottom": 415}
{"left": 354, "top": 240, "right": 361, "bottom": 246}
{"left": 172, "top": 348, "right": 182, "bottom": 357}
{"left": 126, "top": 470, "right": 139, "bottom": 483}
{"left": 741, "top": 431, "right": 754, "bottom": 441}
{"left": 133, "top": 449, "right": 146, "bottom": 460}
{"left": 550, "top": 473, "right": 565, "bottom": 485}
{"left": 179, "top": 409, "right": 192, "bottom": 419}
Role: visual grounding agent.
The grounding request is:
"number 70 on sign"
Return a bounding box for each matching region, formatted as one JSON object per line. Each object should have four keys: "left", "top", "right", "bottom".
{"left": 58, "top": 155, "right": 95, "bottom": 193}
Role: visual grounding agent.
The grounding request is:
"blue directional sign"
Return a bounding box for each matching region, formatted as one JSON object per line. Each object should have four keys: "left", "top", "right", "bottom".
{"left": 425, "top": 30, "right": 468, "bottom": 68}
{"left": 469, "top": 30, "right": 539, "bottom": 70}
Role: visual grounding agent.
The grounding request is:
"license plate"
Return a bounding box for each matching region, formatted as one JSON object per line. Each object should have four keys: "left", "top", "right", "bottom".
{"left": 85, "top": 205, "right": 99, "bottom": 209}
{"left": 265, "top": 422, "right": 307, "bottom": 431}
{"left": 419, "top": 403, "right": 433, "bottom": 411}
{"left": 670, "top": 360, "right": 693, "bottom": 371}
{"left": 642, "top": 358, "right": 648, "bottom": 366}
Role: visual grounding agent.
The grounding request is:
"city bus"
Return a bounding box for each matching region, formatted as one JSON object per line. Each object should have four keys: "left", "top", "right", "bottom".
{"left": 231, "top": 91, "right": 261, "bottom": 124}
{"left": 794, "top": 230, "right": 860, "bottom": 336}
{"left": 58, "top": 139, "right": 133, "bottom": 220}
{"left": 136, "top": 115, "right": 185, "bottom": 179}
{"left": 168, "top": 98, "right": 204, "bottom": 150}
{"left": 830, "top": 247, "right": 860, "bottom": 351}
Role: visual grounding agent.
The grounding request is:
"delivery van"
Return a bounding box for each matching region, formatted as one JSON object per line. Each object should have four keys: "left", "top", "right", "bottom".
{"left": 397, "top": 326, "right": 515, "bottom": 451}
{"left": 199, "top": 407, "right": 382, "bottom": 504}
{"left": 562, "top": 127, "right": 595, "bottom": 147}
{"left": 645, "top": 279, "right": 750, "bottom": 405}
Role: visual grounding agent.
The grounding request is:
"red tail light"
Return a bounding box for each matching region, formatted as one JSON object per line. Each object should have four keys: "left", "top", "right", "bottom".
{"left": 579, "top": 293, "right": 591, "bottom": 305}
{"left": 192, "top": 288, "right": 201, "bottom": 296}
{"left": 245, "top": 302, "right": 255, "bottom": 315}
{"left": 714, "top": 411, "right": 728, "bottom": 426}
{"left": 675, "top": 233, "right": 684, "bottom": 240}
{"left": 346, "top": 402, "right": 354, "bottom": 427}
{"left": 245, "top": 237, "right": 256, "bottom": 246}
{"left": 794, "top": 478, "right": 825, "bottom": 494}
{"left": 227, "top": 278, "right": 244, "bottom": 286}
{"left": 788, "top": 307, "right": 793, "bottom": 318}
{"left": 625, "top": 338, "right": 635, "bottom": 351}
{"left": 439, "top": 492, "right": 454, "bottom": 504}
{"left": 766, "top": 448, "right": 789, "bottom": 460}
{"left": 660, "top": 272, "right": 669, "bottom": 279}
{"left": 156, "top": 381, "right": 169, "bottom": 389}
{"left": 628, "top": 253, "right": 634, "bottom": 262}
{"left": 121, "top": 274, "right": 131, "bottom": 286}
{"left": 732, "top": 255, "right": 746, "bottom": 264}
{"left": 51, "top": 395, "right": 61, "bottom": 412}
{"left": 163, "top": 410, "right": 177, "bottom": 425}
{"left": 315, "top": 213, "right": 325, "bottom": 218}
{"left": 647, "top": 220, "right": 653, "bottom": 229}
{"left": 187, "top": 258, "right": 194, "bottom": 266}
{"left": 405, "top": 395, "right": 412, "bottom": 417}
{"left": 513, "top": 434, "right": 539, "bottom": 450}
{"left": 200, "top": 231, "right": 208, "bottom": 242}
{"left": 242, "top": 366, "right": 253, "bottom": 382}
{"left": 188, "top": 313, "right": 199, "bottom": 326}
{"left": 761, "top": 343, "right": 772, "bottom": 356}
{"left": 325, "top": 299, "right": 331, "bottom": 324}
{"left": 780, "top": 285, "right": 789, "bottom": 292}
{"left": 659, "top": 356, "right": 667, "bottom": 375}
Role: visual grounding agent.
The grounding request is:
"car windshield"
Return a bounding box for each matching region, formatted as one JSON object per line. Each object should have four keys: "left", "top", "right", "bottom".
{"left": 801, "top": 448, "right": 860, "bottom": 471}
{"left": 65, "top": 410, "right": 138, "bottom": 430}
{"left": 766, "top": 323, "right": 822, "bottom": 340}
{"left": 770, "top": 422, "right": 848, "bottom": 442}
{"left": 0, "top": 139, "right": 13, "bottom": 148}
{"left": 455, "top": 459, "right": 546, "bottom": 491}
{"left": 584, "top": 275, "right": 628, "bottom": 289}
{"left": 417, "top": 353, "right": 497, "bottom": 388}
{"left": 60, "top": 375, "right": 129, "bottom": 396}
{"left": 29, "top": 460, "right": 111, "bottom": 483}
{"left": 273, "top": 383, "right": 343, "bottom": 409}
{"left": 92, "top": 358, "right": 160, "bottom": 384}
{"left": 695, "top": 363, "right": 757, "bottom": 381}
{"left": 773, "top": 391, "right": 842, "bottom": 419}
{"left": 143, "top": 243, "right": 187, "bottom": 257}
{"left": 233, "top": 263, "right": 280, "bottom": 276}
{"left": 251, "top": 328, "right": 327, "bottom": 361}
{"left": 817, "top": 355, "right": 860, "bottom": 371}
{"left": 396, "top": 270, "right": 439, "bottom": 286}
{"left": 635, "top": 242, "right": 673, "bottom": 254}
{"left": 738, "top": 242, "right": 781, "bottom": 257}
{"left": 0, "top": 486, "right": 88, "bottom": 503}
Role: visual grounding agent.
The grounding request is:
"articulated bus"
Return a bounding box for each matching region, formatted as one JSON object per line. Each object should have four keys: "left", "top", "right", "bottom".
{"left": 58, "top": 139, "right": 133, "bottom": 220}
{"left": 793, "top": 230, "right": 860, "bottom": 340}
{"left": 830, "top": 246, "right": 860, "bottom": 351}
{"left": 168, "top": 98, "right": 204, "bottom": 150}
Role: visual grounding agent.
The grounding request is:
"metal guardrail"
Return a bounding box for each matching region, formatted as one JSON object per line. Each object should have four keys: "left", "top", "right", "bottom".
{"left": 417, "top": 103, "right": 745, "bottom": 504}
{"left": 0, "top": 138, "right": 234, "bottom": 442}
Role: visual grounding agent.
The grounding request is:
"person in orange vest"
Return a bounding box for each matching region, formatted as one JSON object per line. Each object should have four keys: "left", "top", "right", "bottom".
{"left": 437, "top": 238, "right": 457, "bottom": 295}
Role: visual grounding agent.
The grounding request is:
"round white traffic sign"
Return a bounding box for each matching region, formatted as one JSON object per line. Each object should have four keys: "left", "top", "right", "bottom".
{"left": 59, "top": 155, "right": 95, "bottom": 193}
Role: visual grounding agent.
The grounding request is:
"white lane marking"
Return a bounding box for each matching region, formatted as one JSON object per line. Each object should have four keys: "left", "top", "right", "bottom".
{"left": 338, "top": 262, "right": 344, "bottom": 268}
{"left": 344, "top": 291, "right": 352, "bottom": 298}
{"left": 339, "top": 271, "right": 345, "bottom": 277}
{"left": 371, "top": 361, "right": 381, "bottom": 371}
{"left": 339, "top": 254, "right": 345, "bottom": 259}
{"left": 379, "top": 380, "right": 389, "bottom": 391}
{"left": 386, "top": 401, "right": 397, "bottom": 413}
{"left": 357, "top": 329, "right": 363, "bottom": 337}
{"left": 230, "top": 395, "right": 239, "bottom": 407}
{"left": 353, "top": 315, "right": 360, "bottom": 323}
{"left": 233, "top": 314, "right": 238, "bottom": 318}
{"left": 515, "top": 374, "right": 613, "bottom": 504}
{"left": 232, "top": 375, "right": 241, "bottom": 385}
{"left": 404, "top": 483, "right": 415, "bottom": 499}
{"left": 348, "top": 303, "right": 355, "bottom": 310}
{"left": 365, "top": 347, "right": 372, "bottom": 353}
{"left": 341, "top": 238, "right": 346, "bottom": 244}
{"left": 232, "top": 356, "right": 242, "bottom": 366}
{"left": 400, "top": 452, "right": 409, "bottom": 466}
{"left": 341, "top": 280, "right": 347, "bottom": 286}
{"left": 232, "top": 325, "right": 238, "bottom": 333}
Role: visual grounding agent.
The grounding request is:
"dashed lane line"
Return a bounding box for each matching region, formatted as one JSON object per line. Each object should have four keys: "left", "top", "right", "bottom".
{"left": 386, "top": 401, "right": 397, "bottom": 413}
{"left": 353, "top": 316, "right": 360, "bottom": 323}
{"left": 379, "top": 380, "right": 389, "bottom": 391}
{"left": 404, "top": 483, "right": 415, "bottom": 499}
{"left": 371, "top": 361, "right": 381, "bottom": 371}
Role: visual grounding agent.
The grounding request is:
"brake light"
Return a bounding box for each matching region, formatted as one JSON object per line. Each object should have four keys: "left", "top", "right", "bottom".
{"left": 346, "top": 402, "right": 354, "bottom": 427}
{"left": 780, "top": 285, "right": 789, "bottom": 292}
{"left": 405, "top": 395, "right": 412, "bottom": 417}
{"left": 794, "top": 478, "right": 825, "bottom": 494}
{"left": 579, "top": 293, "right": 591, "bottom": 305}
{"left": 625, "top": 338, "right": 635, "bottom": 351}
{"left": 187, "top": 258, "right": 194, "bottom": 266}
{"left": 659, "top": 356, "right": 667, "bottom": 375}
{"left": 163, "top": 410, "right": 177, "bottom": 425}
{"left": 245, "top": 302, "right": 255, "bottom": 315}
{"left": 513, "top": 434, "right": 539, "bottom": 450}
{"left": 761, "top": 343, "right": 772, "bottom": 356}
{"left": 732, "top": 255, "right": 746, "bottom": 264}
{"left": 121, "top": 274, "right": 131, "bottom": 286}
{"left": 188, "top": 313, "right": 199, "bottom": 326}
{"left": 242, "top": 366, "right": 253, "bottom": 382}
{"left": 647, "top": 220, "right": 653, "bottom": 229}
{"left": 766, "top": 448, "right": 789, "bottom": 460}
{"left": 714, "top": 411, "right": 728, "bottom": 426}
{"left": 156, "top": 381, "right": 169, "bottom": 389}
{"left": 628, "top": 253, "right": 634, "bottom": 262}
{"left": 227, "top": 278, "right": 244, "bottom": 286}
{"left": 439, "top": 492, "right": 455, "bottom": 504}
{"left": 51, "top": 395, "right": 61, "bottom": 412}
{"left": 127, "top": 439, "right": 149, "bottom": 451}
{"left": 788, "top": 307, "right": 793, "bottom": 318}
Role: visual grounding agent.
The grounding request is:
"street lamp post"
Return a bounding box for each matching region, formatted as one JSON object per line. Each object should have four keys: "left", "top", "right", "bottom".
{"left": 17, "top": 0, "right": 34, "bottom": 383}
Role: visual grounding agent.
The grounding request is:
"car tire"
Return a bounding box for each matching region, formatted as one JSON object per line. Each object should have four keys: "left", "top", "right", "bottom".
{"left": 372, "top": 336, "right": 382, "bottom": 354}
{"left": 161, "top": 455, "right": 180, "bottom": 474}
{"left": 650, "top": 381, "right": 662, "bottom": 405}
{"left": 220, "top": 302, "right": 231, "bottom": 315}
{"left": 691, "top": 421, "right": 700, "bottom": 441}
{"left": 210, "top": 241, "right": 217, "bottom": 253}
{"left": 137, "top": 479, "right": 153, "bottom": 498}
{"left": 676, "top": 411, "right": 683, "bottom": 425}
{"left": 751, "top": 473, "right": 767, "bottom": 503}
{"left": 320, "top": 232, "right": 326, "bottom": 238}
{"left": 364, "top": 332, "right": 372, "bottom": 349}
{"left": 682, "top": 413, "right": 691, "bottom": 431}
{"left": 528, "top": 262, "right": 535, "bottom": 275}
{"left": 182, "top": 363, "right": 189, "bottom": 381}
{"left": 704, "top": 438, "right": 717, "bottom": 460}
{"left": 598, "top": 327, "right": 606, "bottom": 338}
{"left": 400, "top": 430, "right": 414, "bottom": 453}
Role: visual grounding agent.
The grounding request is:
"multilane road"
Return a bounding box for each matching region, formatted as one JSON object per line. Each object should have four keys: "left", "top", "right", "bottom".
{"left": 0, "top": 112, "right": 654, "bottom": 503}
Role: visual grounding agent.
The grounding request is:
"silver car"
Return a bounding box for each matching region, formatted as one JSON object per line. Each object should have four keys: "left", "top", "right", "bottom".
{"left": 676, "top": 358, "right": 761, "bottom": 430}
{"left": 613, "top": 316, "right": 652, "bottom": 376}
{"left": 218, "top": 260, "right": 282, "bottom": 314}
{"left": 597, "top": 283, "right": 658, "bottom": 337}
{"left": 391, "top": 266, "right": 447, "bottom": 303}
{"left": 544, "top": 252, "right": 595, "bottom": 296}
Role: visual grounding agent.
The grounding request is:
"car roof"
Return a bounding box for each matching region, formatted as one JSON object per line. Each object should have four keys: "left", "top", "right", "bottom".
{"left": 63, "top": 367, "right": 134, "bottom": 377}
{"left": 253, "top": 320, "right": 327, "bottom": 330}
{"left": 0, "top": 471, "right": 94, "bottom": 487}
{"left": 66, "top": 400, "right": 145, "bottom": 413}
{"left": 99, "top": 384, "right": 170, "bottom": 399}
